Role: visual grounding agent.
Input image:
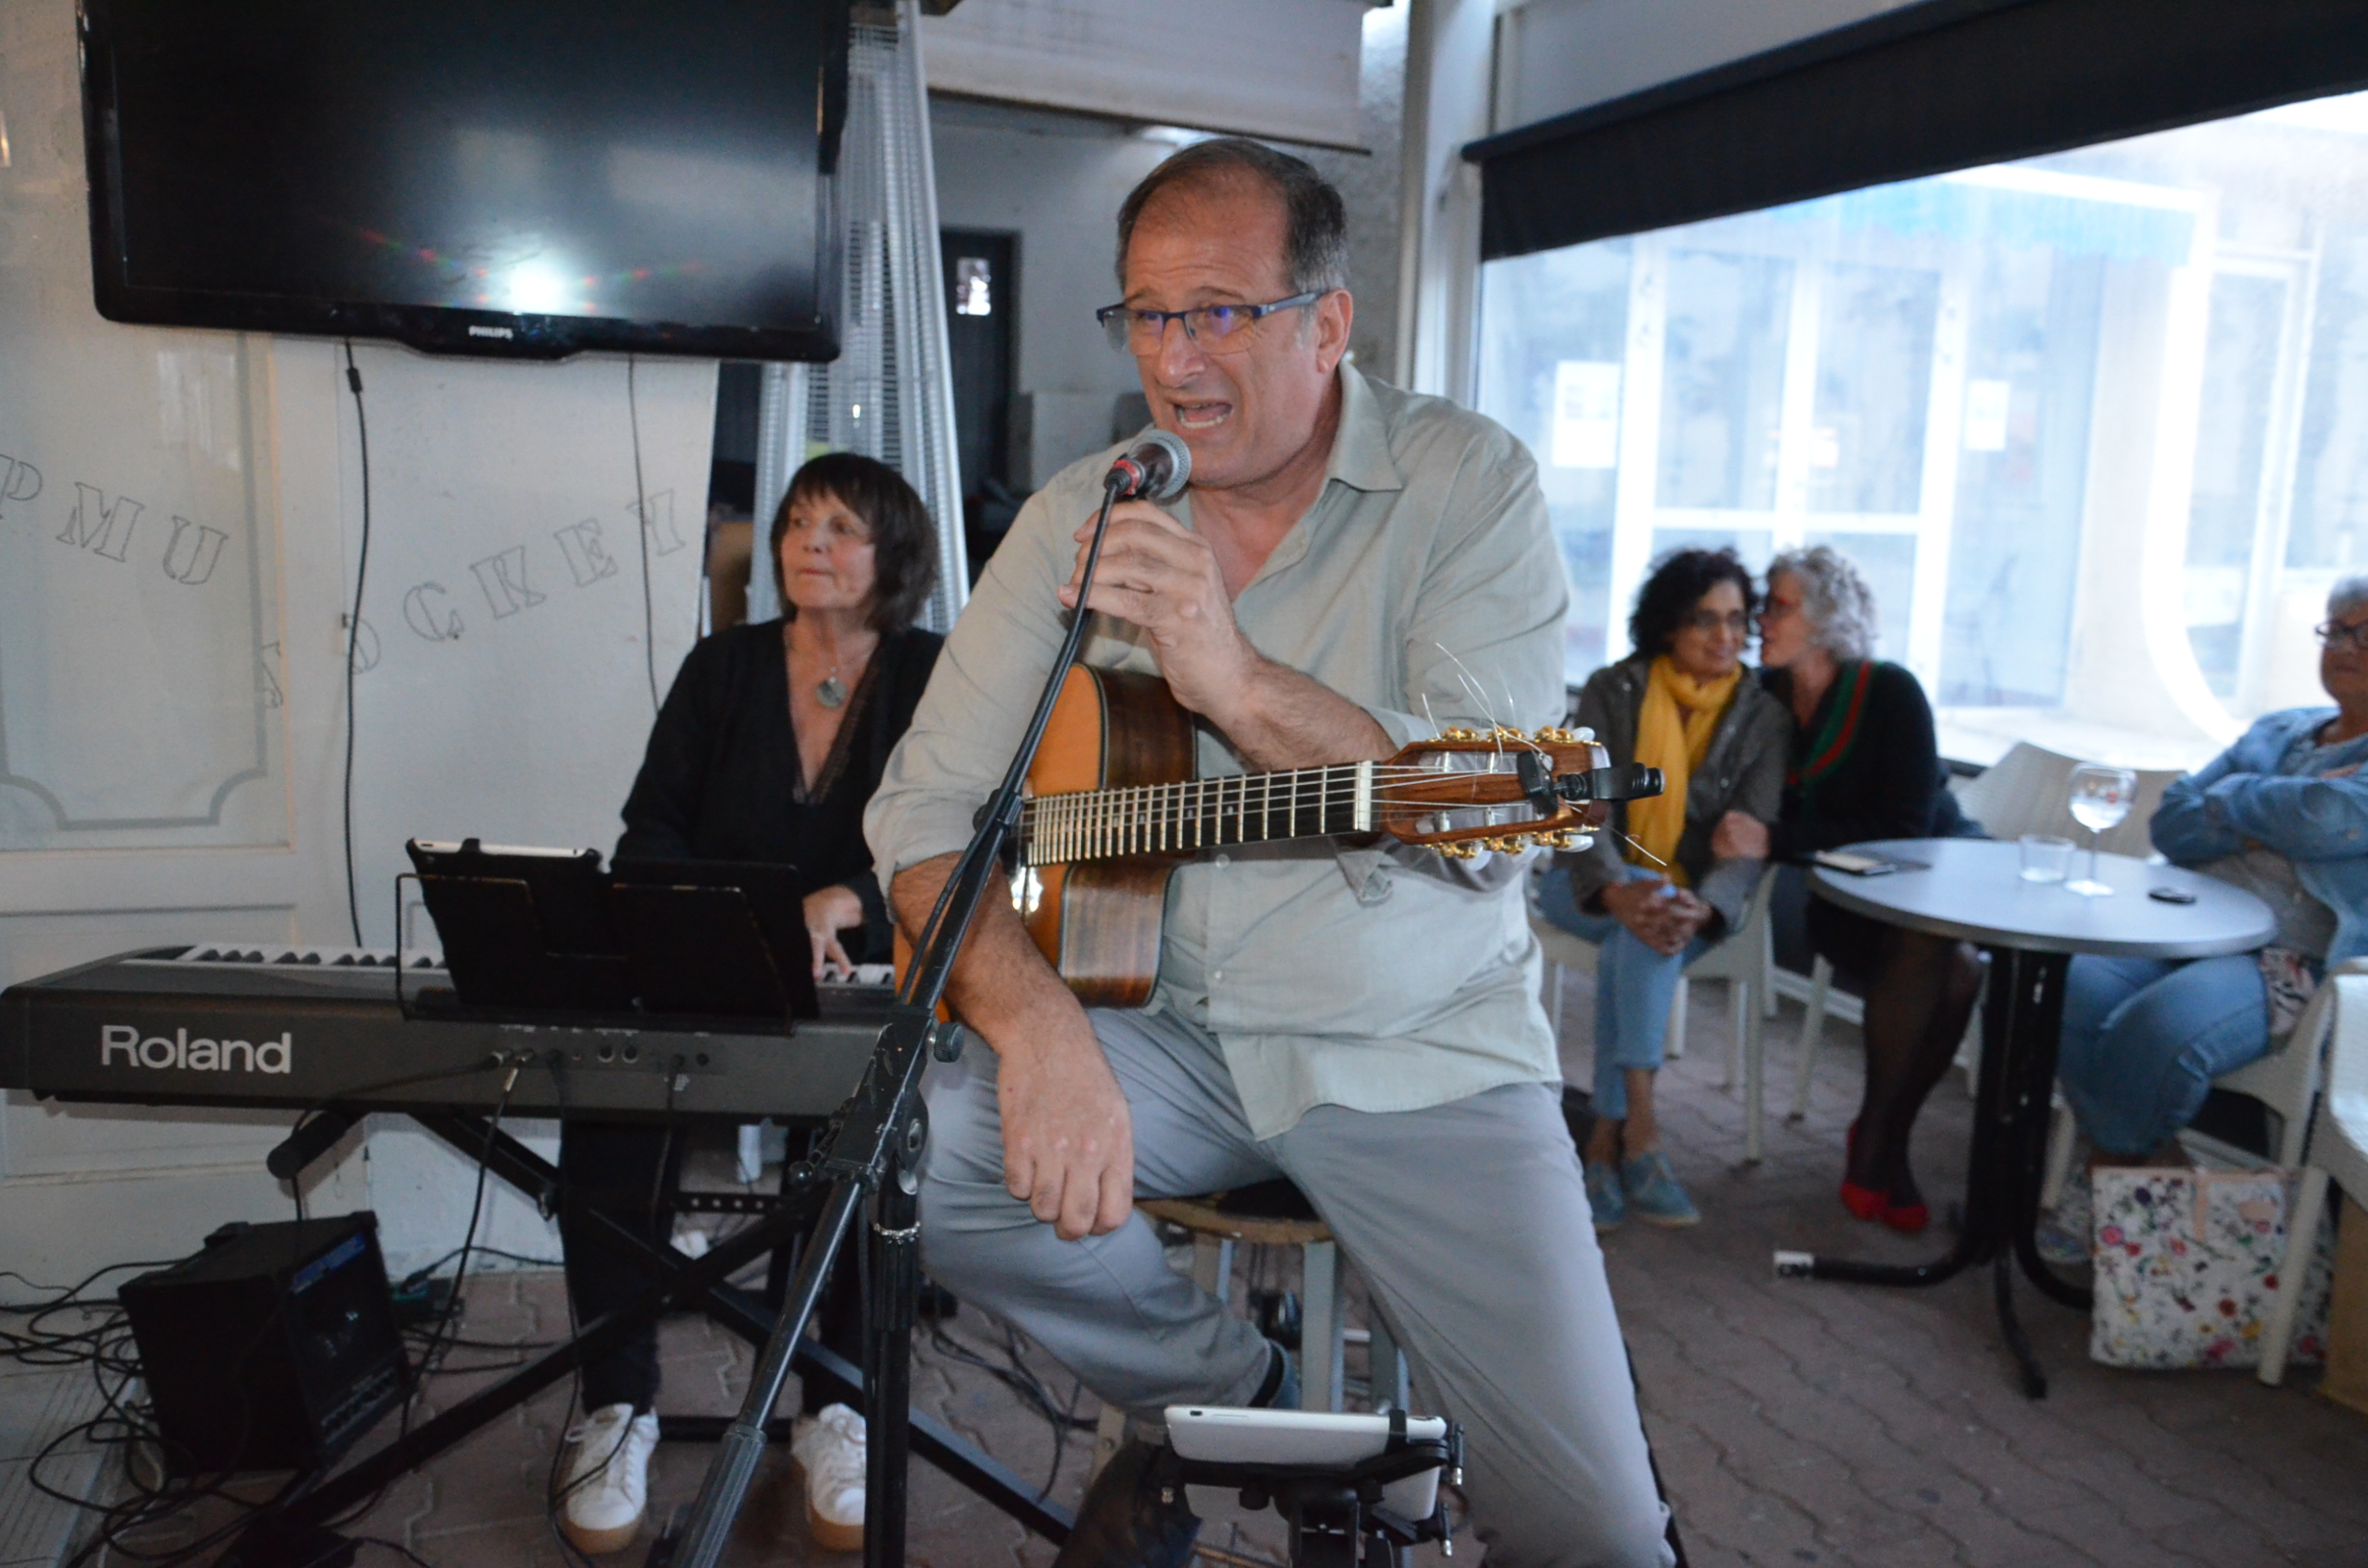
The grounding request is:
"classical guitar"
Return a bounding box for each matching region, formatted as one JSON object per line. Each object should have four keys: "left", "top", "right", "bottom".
{"left": 969, "top": 665, "right": 1651, "bottom": 1006}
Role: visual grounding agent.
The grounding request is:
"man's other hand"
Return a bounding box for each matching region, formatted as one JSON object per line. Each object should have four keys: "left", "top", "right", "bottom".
{"left": 997, "top": 1018, "right": 1136, "bottom": 1240}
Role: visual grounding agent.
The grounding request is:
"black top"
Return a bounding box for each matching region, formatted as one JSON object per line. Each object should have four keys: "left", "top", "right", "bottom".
{"left": 616, "top": 620, "right": 943, "bottom": 964}
{"left": 1760, "top": 660, "right": 1973, "bottom": 862}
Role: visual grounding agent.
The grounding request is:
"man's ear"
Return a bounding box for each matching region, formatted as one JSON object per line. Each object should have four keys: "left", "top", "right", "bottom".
{"left": 1313, "top": 289, "right": 1355, "bottom": 376}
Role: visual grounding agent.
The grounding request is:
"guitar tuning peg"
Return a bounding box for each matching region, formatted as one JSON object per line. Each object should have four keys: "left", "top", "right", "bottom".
{"left": 1441, "top": 724, "right": 1482, "bottom": 742}
{"left": 1438, "top": 839, "right": 1479, "bottom": 860}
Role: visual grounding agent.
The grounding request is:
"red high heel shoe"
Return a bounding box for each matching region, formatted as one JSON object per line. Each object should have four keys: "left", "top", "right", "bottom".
{"left": 1879, "top": 1191, "right": 1930, "bottom": 1235}
{"left": 1838, "top": 1123, "right": 1929, "bottom": 1230}
{"left": 1839, "top": 1123, "right": 1888, "bottom": 1221}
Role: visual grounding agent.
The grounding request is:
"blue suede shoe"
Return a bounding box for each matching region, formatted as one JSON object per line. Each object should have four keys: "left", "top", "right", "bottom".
{"left": 1584, "top": 1161, "right": 1625, "bottom": 1232}
{"left": 1620, "top": 1150, "right": 1701, "bottom": 1228}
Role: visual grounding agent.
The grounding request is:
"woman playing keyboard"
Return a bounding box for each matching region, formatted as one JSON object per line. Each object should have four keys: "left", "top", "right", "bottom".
{"left": 557, "top": 453, "right": 941, "bottom": 1557}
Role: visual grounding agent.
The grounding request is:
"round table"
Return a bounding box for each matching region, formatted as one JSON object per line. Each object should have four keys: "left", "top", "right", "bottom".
{"left": 1783, "top": 839, "right": 2274, "bottom": 1398}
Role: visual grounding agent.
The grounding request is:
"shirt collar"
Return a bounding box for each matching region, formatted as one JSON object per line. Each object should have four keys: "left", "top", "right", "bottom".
{"left": 1324, "top": 362, "right": 1405, "bottom": 495}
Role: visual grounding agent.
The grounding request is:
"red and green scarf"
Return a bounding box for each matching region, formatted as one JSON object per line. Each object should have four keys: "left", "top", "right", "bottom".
{"left": 1790, "top": 659, "right": 1876, "bottom": 804}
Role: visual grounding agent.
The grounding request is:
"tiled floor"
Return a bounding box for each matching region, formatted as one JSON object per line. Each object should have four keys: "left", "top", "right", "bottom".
{"left": 28, "top": 978, "right": 2368, "bottom": 1567}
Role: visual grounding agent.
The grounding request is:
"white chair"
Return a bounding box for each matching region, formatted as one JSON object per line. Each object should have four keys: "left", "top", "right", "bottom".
{"left": 1533, "top": 868, "right": 1779, "bottom": 1163}
{"left": 2259, "top": 964, "right": 2368, "bottom": 1384}
{"left": 1949, "top": 741, "right": 2184, "bottom": 858}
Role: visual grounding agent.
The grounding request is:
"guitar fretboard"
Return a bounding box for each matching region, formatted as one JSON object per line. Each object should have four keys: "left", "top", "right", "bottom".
{"left": 1019, "top": 762, "right": 1375, "bottom": 867}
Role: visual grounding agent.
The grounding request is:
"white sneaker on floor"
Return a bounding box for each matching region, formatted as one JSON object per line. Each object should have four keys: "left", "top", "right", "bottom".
{"left": 558, "top": 1402, "right": 659, "bottom": 1556}
{"left": 790, "top": 1403, "right": 867, "bottom": 1553}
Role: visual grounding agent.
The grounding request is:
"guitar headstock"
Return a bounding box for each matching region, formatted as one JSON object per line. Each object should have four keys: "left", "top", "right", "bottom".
{"left": 1374, "top": 725, "right": 1612, "bottom": 858}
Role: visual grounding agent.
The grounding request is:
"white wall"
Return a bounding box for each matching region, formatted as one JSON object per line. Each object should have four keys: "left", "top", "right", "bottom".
{"left": 927, "top": 98, "right": 1171, "bottom": 487}
{"left": 927, "top": 6, "right": 1409, "bottom": 491}
{"left": 922, "top": 0, "right": 1371, "bottom": 151}
{"left": 1492, "top": 0, "right": 1924, "bottom": 132}
{"left": 0, "top": 0, "right": 712, "bottom": 1282}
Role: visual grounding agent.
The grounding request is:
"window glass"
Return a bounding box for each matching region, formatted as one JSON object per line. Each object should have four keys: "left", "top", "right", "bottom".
{"left": 1475, "top": 88, "right": 2368, "bottom": 766}
{"left": 1659, "top": 251, "right": 1790, "bottom": 512}
{"left": 1475, "top": 239, "right": 1629, "bottom": 678}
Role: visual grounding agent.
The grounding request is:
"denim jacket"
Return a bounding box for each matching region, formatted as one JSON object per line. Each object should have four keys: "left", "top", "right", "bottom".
{"left": 2152, "top": 706, "right": 2368, "bottom": 965}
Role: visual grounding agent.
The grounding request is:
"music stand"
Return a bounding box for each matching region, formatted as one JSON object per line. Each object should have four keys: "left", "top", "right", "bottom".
{"left": 610, "top": 859, "right": 820, "bottom": 1022}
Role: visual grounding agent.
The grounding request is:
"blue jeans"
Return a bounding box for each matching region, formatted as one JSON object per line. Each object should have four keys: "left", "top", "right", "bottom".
{"left": 2056, "top": 953, "right": 2271, "bottom": 1156}
{"left": 1536, "top": 864, "right": 1718, "bottom": 1122}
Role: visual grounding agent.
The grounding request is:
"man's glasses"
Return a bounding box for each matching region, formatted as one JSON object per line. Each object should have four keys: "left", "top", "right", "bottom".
{"left": 2316, "top": 619, "right": 2368, "bottom": 651}
{"left": 1096, "top": 292, "right": 1323, "bottom": 356}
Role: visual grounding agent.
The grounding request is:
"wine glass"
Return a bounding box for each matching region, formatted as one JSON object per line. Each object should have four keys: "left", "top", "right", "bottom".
{"left": 2064, "top": 764, "right": 2137, "bottom": 896}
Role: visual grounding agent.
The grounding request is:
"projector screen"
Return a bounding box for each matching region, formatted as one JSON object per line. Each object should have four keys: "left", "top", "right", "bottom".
{"left": 80, "top": 0, "right": 847, "bottom": 361}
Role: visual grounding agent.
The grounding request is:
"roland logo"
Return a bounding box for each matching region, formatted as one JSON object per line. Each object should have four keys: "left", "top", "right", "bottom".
{"left": 467, "top": 324, "right": 515, "bottom": 340}
{"left": 101, "top": 1025, "right": 292, "bottom": 1075}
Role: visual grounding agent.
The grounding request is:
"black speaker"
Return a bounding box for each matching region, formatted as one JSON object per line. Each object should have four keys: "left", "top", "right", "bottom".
{"left": 121, "top": 1214, "right": 408, "bottom": 1475}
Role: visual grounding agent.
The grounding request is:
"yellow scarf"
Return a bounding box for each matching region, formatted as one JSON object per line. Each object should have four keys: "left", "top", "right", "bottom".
{"left": 1624, "top": 656, "right": 1741, "bottom": 887}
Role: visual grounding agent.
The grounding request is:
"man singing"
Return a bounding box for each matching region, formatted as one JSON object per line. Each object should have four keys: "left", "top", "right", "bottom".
{"left": 865, "top": 138, "right": 1675, "bottom": 1567}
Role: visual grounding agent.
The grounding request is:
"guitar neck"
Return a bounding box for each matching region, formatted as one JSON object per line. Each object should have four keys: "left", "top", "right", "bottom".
{"left": 1019, "top": 762, "right": 1377, "bottom": 867}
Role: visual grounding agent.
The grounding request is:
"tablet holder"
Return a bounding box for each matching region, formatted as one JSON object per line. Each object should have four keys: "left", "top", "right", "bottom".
{"left": 1165, "top": 1410, "right": 1465, "bottom": 1568}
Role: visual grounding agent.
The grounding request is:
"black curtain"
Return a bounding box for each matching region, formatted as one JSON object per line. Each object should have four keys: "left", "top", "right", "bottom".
{"left": 1468, "top": 0, "right": 2368, "bottom": 261}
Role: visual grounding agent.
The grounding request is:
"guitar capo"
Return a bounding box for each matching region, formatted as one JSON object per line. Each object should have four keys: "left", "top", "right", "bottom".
{"left": 1516, "top": 752, "right": 1667, "bottom": 816}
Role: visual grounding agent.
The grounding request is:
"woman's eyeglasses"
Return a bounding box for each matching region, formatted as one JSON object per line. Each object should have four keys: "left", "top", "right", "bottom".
{"left": 2316, "top": 619, "right": 2368, "bottom": 651}
{"left": 1683, "top": 610, "right": 1751, "bottom": 635}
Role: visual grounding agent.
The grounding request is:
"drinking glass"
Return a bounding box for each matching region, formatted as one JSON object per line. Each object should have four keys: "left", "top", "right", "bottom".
{"left": 2064, "top": 764, "right": 2137, "bottom": 896}
{"left": 2017, "top": 833, "right": 2073, "bottom": 883}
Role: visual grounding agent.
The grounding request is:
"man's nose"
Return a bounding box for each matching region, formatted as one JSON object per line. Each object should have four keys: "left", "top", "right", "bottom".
{"left": 1152, "top": 316, "right": 1212, "bottom": 380}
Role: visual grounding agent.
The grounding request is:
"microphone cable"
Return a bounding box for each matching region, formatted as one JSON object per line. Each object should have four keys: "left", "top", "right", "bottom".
{"left": 340, "top": 339, "right": 372, "bottom": 948}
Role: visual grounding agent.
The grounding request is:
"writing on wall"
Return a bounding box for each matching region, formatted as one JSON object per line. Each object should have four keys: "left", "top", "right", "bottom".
{"left": 395, "top": 491, "right": 685, "bottom": 645}
{"left": 4, "top": 449, "right": 233, "bottom": 588}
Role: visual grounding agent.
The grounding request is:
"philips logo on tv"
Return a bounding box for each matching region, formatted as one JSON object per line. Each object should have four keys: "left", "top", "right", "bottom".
{"left": 468, "top": 325, "right": 515, "bottom": 340}
{"left": 101, "top": 1025, "right": 292, "bottom": 1074}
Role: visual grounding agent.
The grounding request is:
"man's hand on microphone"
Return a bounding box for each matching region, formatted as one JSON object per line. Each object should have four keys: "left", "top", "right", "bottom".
{"left": 1060, "top": 501, "right": 1258, "bottom": 721}
{"left": 1058, "top": 502, "right": 1392, "bottom": 771}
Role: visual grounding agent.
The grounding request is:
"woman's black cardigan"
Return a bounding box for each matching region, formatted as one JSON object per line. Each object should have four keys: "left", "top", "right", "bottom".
{"left": 615, "top": 619, "right": 942, "bottom": 964}
{"left": 1760, "top": 660, "right": 1973, "bottom": 859}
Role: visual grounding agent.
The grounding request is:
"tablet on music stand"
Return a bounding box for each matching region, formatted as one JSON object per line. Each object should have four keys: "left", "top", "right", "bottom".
{"left": 406, "top": 840, "right": 634, "bottom": 1011}
{"left": 609, "top": 859, "right": 820, "bottom": 1022}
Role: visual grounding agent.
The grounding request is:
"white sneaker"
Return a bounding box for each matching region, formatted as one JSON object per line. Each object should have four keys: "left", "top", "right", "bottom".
{"left": 558, "top": 1403, "right": 659, "bottom": 1556}
{"left": 790, "top": 1403, "right": 866, "bottom": 1553}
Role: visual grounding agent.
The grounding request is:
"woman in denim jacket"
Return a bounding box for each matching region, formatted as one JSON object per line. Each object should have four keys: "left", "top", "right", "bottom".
{"left": 2058, "top": 576, "right": 2368, "bottom": 1164}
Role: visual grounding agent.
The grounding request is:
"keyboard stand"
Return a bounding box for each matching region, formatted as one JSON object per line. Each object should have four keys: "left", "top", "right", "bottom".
{"left": 220, "top": 1113, "right": 1072, "bottom": 1564}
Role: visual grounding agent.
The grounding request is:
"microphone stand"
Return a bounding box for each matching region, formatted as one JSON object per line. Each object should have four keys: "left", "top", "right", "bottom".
{"left": 667, "top": 469, "right": 1139, "bottom": 1568}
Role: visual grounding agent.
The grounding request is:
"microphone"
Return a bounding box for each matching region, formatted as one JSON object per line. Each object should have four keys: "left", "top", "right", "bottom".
{"left": 1105, "top": 429, "right": 1192, "bottom": 503}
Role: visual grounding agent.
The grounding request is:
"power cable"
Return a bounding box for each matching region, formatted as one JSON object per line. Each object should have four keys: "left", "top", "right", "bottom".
{"left": 341, "top": 339, "right": 373, "bottom": 947}
{"left": 628, "top": 355, "right": 659, "bottom": 713}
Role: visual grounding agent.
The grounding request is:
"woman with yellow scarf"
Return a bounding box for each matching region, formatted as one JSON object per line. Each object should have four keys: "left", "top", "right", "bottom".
{"left": 1538, "top": 550, "right": 1788, "bottom": 1231}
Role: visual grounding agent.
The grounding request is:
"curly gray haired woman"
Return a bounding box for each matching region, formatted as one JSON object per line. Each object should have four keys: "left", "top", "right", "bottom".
{"left": 1709, "top": 545, "right": 1981, "bottom": 1233}
{"left": 1764, "top": 544, "right": 1876, "bottom": 661}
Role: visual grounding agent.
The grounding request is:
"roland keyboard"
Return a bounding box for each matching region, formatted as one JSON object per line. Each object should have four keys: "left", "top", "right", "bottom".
{"left": 0, "top": 945, "right": 898, "bottom": 1122}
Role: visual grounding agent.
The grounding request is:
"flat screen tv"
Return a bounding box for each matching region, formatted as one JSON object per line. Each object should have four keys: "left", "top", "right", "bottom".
{"left": 79, "top": 0, "right": 848, "bottom": 361}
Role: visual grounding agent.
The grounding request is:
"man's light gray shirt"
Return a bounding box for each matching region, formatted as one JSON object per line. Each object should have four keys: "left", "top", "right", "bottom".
{"left": 865, "top": 364, "right": 1570, "bottom": 1140}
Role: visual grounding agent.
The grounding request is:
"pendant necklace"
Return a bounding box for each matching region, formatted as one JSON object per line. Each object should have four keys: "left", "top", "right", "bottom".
{"left": 815, "top": 663, "right": 847, "bottom": 709}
